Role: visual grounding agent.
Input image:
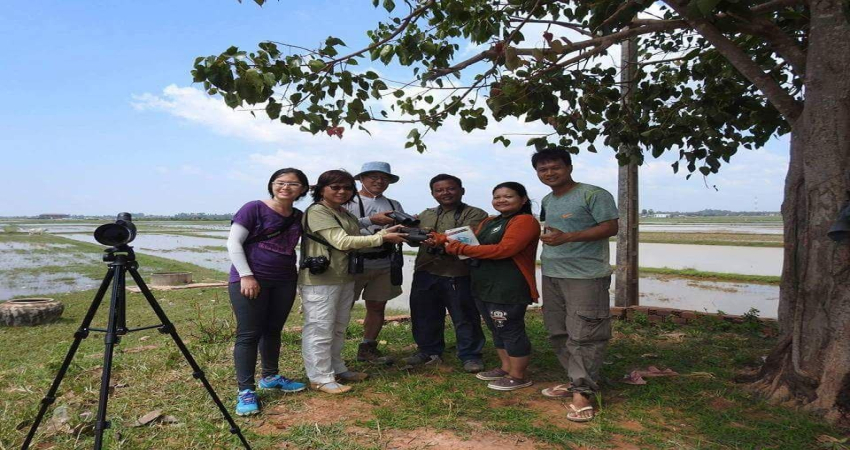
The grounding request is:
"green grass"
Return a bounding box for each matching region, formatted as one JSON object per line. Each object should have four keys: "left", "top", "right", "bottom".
{"left": 623, "top": 232, "right": 784, "bottom": 248}
{"left": 0, "top": 278, "right": 841, "bottom": 449}
{"left": 639, "top": 267, "right": 781, "bottom": 285}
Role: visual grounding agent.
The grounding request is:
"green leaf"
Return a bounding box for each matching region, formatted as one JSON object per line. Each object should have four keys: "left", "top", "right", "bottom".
{"left": 383, "top": 0, "right": 395, "bottom": 12}
{"left": 266, "top": 99, "right": 282, "bottom": 119}
{"left": 224, "top": 92, "right": 240, "bottom": 108}
{"left": 308, "top": 60, "right": 327, "bottom": 72}
{"left": 493, "top": 136, "right": 511, "bottom": 147}
{"left": 379, "top": 45, "right": 394, "bottom": 64}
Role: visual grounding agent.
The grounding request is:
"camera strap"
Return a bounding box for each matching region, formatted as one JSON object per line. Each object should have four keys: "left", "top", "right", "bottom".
{"left": 242, "top": 210, "right": 302, "bottom": 246}
{"left": 433, "top": 203, "right": 466, "bottom": 230}
{"left": 355, "top": 192, "right": 397, "bottom": 220}
{"left": 300, "top": 204, "right": 345, "bottom": 258}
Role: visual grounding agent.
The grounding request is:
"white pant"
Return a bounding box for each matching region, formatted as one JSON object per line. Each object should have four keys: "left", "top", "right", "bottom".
{"left": 300, "top": 282, "right": 355, "bottom": 384}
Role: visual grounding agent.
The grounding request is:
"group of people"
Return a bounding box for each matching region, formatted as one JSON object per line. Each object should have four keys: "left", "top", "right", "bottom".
{"left": 225, "top": 147, "right": 619, "bottom": 423}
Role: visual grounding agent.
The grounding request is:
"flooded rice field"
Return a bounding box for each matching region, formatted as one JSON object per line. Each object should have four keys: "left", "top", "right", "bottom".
{"left": 0, "top": 241, "right": 102, "bottom": 300}
{"left": 611, "top": 243, "right": 782, "bottom": 276}
{"left": 61, "top": 233, "right": 232, "bottom": 273}
{"left": 0, "top": 220, "right": 781, "bottom": 317}
{"left": 0, "top": 272, "right": 100, "bottom": 300}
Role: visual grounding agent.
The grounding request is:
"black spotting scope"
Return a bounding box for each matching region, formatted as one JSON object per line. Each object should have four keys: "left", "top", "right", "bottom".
{"left": 94, "top": 212, "right": 137, "bottom": 246}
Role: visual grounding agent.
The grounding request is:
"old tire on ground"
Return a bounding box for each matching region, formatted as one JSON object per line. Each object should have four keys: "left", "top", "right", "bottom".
{"left": 0, "top": 298, "right": 64, "bottom": 326}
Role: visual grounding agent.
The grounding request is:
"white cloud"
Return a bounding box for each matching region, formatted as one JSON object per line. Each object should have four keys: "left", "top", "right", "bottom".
{"left": 132, "top": 84, "right": 789, "bottom": 213}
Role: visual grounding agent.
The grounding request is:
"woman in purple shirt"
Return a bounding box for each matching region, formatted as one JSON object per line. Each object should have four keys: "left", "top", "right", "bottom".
{"left": 226, "top": 168, "right": 309, "bottom": 416}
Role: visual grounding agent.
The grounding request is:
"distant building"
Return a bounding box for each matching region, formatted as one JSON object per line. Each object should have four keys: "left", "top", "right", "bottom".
{"left": 37, "top": 214, "right": 70, "bottom": 219}
{"left": 652, "top": 213, "right": 670, "bottom": 218}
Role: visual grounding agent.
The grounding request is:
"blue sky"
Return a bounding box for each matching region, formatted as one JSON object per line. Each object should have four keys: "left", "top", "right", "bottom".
{"left": 0, "top": 1, "right": 790, "bottom": 217}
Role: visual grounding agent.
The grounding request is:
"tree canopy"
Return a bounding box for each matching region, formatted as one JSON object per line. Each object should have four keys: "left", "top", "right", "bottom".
{"left": 192, "top": 0, "right": 810, "bottom": 179}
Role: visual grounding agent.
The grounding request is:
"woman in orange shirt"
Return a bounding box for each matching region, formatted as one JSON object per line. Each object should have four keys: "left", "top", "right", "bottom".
{"left": 432, "top": 182, "right": 540, "bottom": 391}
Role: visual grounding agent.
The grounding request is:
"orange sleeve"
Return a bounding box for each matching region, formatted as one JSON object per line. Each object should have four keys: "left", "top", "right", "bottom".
{"left": 445, "top": 215, "right": 541, "bottom": 259}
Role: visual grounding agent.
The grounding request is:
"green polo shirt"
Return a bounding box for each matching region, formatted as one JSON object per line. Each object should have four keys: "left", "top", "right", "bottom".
{"left": 541, "top": 183, "right": 618, "bottom": 279}
{"left": 413, "top": 203, "right": 488, "bottom": 278}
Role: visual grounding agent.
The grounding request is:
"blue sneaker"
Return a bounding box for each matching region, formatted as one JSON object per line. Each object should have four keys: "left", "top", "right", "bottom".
{"left": 235, "top": 389, "right": 259, "bottom": 416}
{"left": 258, "top": 375, "right": 306, "bottom": 393}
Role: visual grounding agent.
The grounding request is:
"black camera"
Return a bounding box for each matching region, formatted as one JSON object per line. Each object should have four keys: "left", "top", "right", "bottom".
{"left": 348, "top": 252, "right": 365, "bottom": 275}
{"left": 388, "top": 211, "right": 420, "bottom": 227}
{"left": 400, "top": 227, "right": 430, "bottom": 243}
{"left": 300, "top": 256, "right": 330, "bottom": 275}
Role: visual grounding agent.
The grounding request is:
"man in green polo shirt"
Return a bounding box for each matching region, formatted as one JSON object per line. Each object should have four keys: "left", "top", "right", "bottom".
{"left": 533, "top": 147, "right": 619, "bottom": 423}
{"left": 403, "top": 174, "right": 489, "bottom": 372}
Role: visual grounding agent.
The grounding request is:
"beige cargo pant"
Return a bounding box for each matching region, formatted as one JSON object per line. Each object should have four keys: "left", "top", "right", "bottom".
{"left": 542, "top": 275, "right": 612, "bottom": 395}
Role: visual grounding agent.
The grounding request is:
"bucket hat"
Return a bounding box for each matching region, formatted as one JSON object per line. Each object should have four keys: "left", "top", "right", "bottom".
{"left": 354, "top": 161, "right": 399, "bottom": 184}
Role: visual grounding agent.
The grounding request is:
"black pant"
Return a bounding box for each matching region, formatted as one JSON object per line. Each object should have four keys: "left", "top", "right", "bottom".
{"left": 228, "top": 279, "right": 297, "bottom": 391}
{"left": 476, "top": 299, "right": 531, "bottom": 357}
{"left": 409, "top": 271, "right": 484, "bottom": 362}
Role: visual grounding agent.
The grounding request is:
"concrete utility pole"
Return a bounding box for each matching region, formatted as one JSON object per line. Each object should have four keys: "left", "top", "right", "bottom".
{"left": 615, "top": 34, "right": 640, "bottom": 307}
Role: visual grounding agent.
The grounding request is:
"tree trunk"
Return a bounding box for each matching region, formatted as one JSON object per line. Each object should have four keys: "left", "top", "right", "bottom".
{"left": 753, "top": 0, "right": 850, "bottom": 426}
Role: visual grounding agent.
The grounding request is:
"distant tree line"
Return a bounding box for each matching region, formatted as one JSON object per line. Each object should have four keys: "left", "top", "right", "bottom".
{"left": 640, "top": 209, "right": 780, "bottom": 217}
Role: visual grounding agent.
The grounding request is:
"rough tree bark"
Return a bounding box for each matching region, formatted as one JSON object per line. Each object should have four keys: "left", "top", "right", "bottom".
{"left": 753, "top": 0, "right": 850, "bottom": 426}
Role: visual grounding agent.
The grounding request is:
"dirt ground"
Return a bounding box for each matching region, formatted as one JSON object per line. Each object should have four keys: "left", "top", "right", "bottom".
{"left": 251, "top": 386, "right": 649, "bottom": 449}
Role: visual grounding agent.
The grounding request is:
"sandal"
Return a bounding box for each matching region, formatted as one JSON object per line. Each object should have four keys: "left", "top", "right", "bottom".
{"left": 541, "top": 383, "right": 572, "bottom": 398}
{"left": 566, "top": 404, "right": 595, "bottom": 422}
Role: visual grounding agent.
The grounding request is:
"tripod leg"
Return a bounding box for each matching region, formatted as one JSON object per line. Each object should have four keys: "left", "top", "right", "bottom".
{"left": 128, "top": 267, "right": 252, "bottom": 450}
{"left": 21, "top": 269, "right": 115, "bottom": 450}
{"left": 92, "top": 264, "right": 127, "bottom": 450}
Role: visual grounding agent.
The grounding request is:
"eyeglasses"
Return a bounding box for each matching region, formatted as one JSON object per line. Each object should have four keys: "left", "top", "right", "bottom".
{"left": 327, "top": 185, "right": 355, "bottom": 191}
{"left": 272, "top": 182, "right": 303, "bottom": 189}
{"left": 364, "top": 174, "right": 391, "bottom": 183}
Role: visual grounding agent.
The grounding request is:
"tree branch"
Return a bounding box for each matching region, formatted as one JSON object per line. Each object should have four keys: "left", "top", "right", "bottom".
{"left": 508, "top": 18, "right": 593, "bottom": 36}
{"left": 727, "top": 13, "right": 807, "bottom": 75}
{"left": 323, "top": 0, "right": 435, "bottom": 68}
{"left": 428, "top": 20, "right": 686, "bottom": 79}
{"left": 534, "top": 41, "right": 616, "bottom": 78}
{"left": 663, "top": 0, "right": 803, "bottom": 123}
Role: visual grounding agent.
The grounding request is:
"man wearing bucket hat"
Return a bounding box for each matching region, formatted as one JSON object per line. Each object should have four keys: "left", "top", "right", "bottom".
{"left": 344, "top": 161, "right": 406, "bottom": 364}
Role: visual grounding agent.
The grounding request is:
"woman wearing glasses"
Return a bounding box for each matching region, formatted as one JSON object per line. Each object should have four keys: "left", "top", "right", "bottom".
{"left": 226, "top": 168, "right": 310, "bottom": 416}
{"left": 300, "top": 170, "right": 407, "bottom": 394}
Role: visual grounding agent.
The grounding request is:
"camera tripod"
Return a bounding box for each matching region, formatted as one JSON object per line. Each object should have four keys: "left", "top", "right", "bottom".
{"left": 21, "top": 245, "right": 250, "bottom": 449}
